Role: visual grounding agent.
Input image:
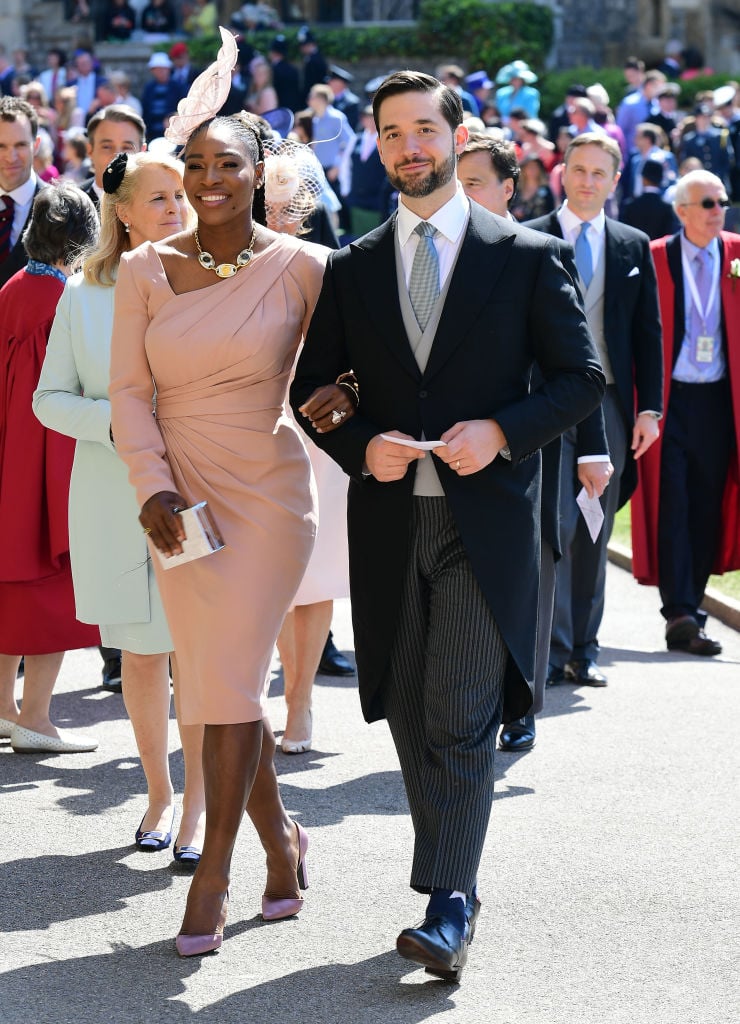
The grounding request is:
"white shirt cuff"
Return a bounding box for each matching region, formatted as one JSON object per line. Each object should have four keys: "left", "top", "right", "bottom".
{"left": 577, "top": 454, "right": 610, "bottom": 464}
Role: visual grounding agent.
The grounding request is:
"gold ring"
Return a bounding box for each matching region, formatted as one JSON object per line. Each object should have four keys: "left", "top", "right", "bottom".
{"left": 143, "top": 527, "right": 152, "bottom": 535}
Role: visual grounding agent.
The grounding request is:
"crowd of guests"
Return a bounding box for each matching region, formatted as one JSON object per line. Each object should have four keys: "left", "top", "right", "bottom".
{"left": 1, "top": 34, "right": 738, "bottom": 982}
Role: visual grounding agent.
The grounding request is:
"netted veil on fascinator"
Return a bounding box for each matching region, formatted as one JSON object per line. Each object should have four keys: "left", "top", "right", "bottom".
{"left": 165, "top": 27, "right": 238, "bottom": 145}
{"left": 262, "top": 137, "right": 324, "bottom": 230}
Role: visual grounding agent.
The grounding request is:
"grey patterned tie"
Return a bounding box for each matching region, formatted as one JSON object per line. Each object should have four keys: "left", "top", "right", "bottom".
{"left": 408, "top": 221, "right": 440, "bottom": 330}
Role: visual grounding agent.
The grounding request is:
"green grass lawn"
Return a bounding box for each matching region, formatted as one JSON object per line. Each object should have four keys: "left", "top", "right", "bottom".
{"left": 612, "top": 506, "right": 740, "bottom": 602}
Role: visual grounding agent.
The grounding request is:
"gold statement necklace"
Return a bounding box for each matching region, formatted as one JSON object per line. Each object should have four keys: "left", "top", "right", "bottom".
{"left": 194, "top": 227, "right": 257, "bottom": 279}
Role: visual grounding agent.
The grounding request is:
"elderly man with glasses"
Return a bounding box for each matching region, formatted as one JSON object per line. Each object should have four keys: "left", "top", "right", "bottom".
{"left": 631, "top": 170, "right": 740, "bottom": 655}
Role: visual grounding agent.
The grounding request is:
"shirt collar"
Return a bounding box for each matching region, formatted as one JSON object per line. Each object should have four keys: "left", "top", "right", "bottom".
{"left": 680, "top": 230, "right": 719, "bottom": 263}
{"left": 559, "top": 201, "right": 606, "bottom": 237}
{"left": 1, "top": 171, "right": 37, "bottom": 207}
{"left": 397, "top": 182, "right": 470, "bottom": 247}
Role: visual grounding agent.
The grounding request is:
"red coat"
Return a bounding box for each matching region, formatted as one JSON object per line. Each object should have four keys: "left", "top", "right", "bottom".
{"left": 631, "top": 231, "right": 740, "bottom": 585}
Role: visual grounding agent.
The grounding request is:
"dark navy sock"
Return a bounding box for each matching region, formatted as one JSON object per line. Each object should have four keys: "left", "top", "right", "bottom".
{"left": 427, "top": 888, "right": 466, "bottom": 933}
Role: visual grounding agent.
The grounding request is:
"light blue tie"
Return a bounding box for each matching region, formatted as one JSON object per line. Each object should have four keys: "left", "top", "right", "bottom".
{"left": 575, "top": 220, "right": 593, "bottom": 290}
{"left": 408, "top": 221, "right": 440, "bottom": 330}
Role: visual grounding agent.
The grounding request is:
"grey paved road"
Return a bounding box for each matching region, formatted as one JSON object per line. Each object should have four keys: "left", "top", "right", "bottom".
{"left": 1, "top": 563, "right": 738, "bottom": 1024}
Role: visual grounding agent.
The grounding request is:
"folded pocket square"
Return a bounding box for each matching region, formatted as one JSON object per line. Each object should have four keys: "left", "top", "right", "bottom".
{"left": 627, "top": 267, "right": 640, "bottom": 277}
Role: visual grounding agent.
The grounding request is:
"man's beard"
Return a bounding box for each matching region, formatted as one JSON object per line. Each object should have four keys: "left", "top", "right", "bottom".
{"left": 386, "top": 149, "right": 457, "bottom": 199}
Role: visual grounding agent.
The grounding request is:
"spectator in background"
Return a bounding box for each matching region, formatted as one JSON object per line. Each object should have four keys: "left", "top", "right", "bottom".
{"left": 587, "top": 83, "right": 627, "bottom": 162}
{"left": 297, "top": 25, "right": 327, "bottom": 105}
{"left": 308, "top": 84, "right": 354, "bottom": 187}
{"left": 436, "top": 65, "right": 477, "bottom": 116}
{"left": 678, "top": 102, "right": 732, "bottom": 192}
{"left": 38, "top": 49, "right": 67, "bottom": 104}
{"left": 20, "top": 82, "right": 57, "bottom": 141}
{"left": 616, "top": 69, "right": 666, "bottom": 151}
{"left": 105, "top": 0, "right": 137, "bottom": 41}
{"left": 465, "top": 70, "right": 493, "bottom": 117}
{"left": 510, "top": 154, "right": 554, "bottom": 222}
{"left": 655, "top": 40, "right": 683, "bottom": 80}
{"left": 109, "top": 71, "right": 143, "bottom": 116}
{"left": 457, "top": 132, "right": 520, "bottom": 219}
{"left": 69, "top": 50, "right": 102, "bottom": 122}
{"left": 495, "top": 60, "right": 540, "bottom": 123}
{"left": 0, "top": 47, "right": 16, "bottom": 97}
{"left": 183, "top": 0, "right": 218, "bottom": 38}
{"left": 141, "top": 53, "right": 186, "bottom": 143}
{"left": 620, "top": 158, "right": 680, "bottom": 239}
{"left": 33, "top": 129, "right": 59, "bottom": 183}
{"left": 86, "top": 79, "right": 120, "bottom": 122}
{"left": 269, "top": 35, "right": 301, "bottom": 112}
{"left": 59, "top": 131, "right": 90, "bottom": 183}
{"left": 141, "top": 0, "right": 177, "bottom": 35}
{"left": 345, "top": 104, "right": 386, "bottom": 238}
{"left": 79, "top": 104, "right": 146, "bottom": 211}
{"left": 648, "top": 82, "right": 682, "bottom": 144}
{"left": 622, "top": 56, "right": 646, "bottom": 96}
{"left": 568, "top": 97, "right": 603, "bottom": 138}
{"left": 326, "top": 66, "right": 360, "bottom": 131}
{"left": 548, "top": 83, "right": 587, "bottom": 143}
{"left": 246, "top": 56, "right": 278, "bottom": 115}
{"left": 169, "top": 42, "right": 198, "bottom": 90}
{"left": 519, "top": 119, "right": 556, "bottom": 171}
{"left": 621, "top": 123, "right": 677, "bottom": 203}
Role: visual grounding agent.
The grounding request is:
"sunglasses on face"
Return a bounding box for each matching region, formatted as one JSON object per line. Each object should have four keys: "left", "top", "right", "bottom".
{"left": 682, "top": 197, "right": 731, "bottom": 210}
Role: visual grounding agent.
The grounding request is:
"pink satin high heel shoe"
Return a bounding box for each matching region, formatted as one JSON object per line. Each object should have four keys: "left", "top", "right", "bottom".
{"left": 175, "top": 890, "right": 229, "bottom": 957}
{"left": 261, "top": 822, "right": 309, "bottom": 921}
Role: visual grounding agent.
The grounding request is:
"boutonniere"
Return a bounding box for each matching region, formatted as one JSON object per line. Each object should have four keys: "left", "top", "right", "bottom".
{"left": 729, "top": 258, "right": 740, "bottom": 292}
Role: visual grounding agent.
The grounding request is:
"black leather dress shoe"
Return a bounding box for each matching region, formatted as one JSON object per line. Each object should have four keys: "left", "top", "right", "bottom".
{"left": 665, "top": 615, "right": 722, "bottom": 656}
{"left": 101, "top": 656, "right": 123, "bottom": 693}
{"left": 397, "top": 914, "right": 469, "bottom": 982}
{"left": 567, "top": 658, "right": 607, "bottom": 687}
{"left": 546, "top": 664, "right": 567, "bottom": 686}
{"left": 498, "top": 714, "right": 536, "bottom": 751}
{"left": 317, "top": 632, "right": 355, "bottom": 676}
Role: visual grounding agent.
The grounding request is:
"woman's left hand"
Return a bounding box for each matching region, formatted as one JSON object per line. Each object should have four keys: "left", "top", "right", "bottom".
{"left": 299, "top": 384, "right": 356, "bottom": 433}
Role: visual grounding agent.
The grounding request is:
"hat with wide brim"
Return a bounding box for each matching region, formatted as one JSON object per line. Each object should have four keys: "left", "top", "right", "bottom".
{"left": 496, "top": 60, "right": 538, "bottom": 86}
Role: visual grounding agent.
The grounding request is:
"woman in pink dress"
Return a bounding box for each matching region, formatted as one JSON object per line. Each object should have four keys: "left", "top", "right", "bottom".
{"left": 109, "top": 83, "right": 329, "bottom": 954}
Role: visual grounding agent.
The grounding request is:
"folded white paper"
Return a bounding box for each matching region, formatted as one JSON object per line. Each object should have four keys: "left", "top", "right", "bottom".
{"left": 576, "top": 487, "right": 604, "bottom": 543}
{"left": 154, "top": 501, "right": 225, "bottom": 570}
{"left": 380, "top": 434, "right": 447, "bottom": 450}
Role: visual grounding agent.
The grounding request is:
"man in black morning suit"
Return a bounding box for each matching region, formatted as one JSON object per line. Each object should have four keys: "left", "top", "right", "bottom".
{"left": 0, "top": 97, "right": 45, "bottom": 290}
{"left": 291, "top": 72, "right": 605, "bottom": 981}
{"left": 526, "top": 132, "right": 663, "bottom": 688}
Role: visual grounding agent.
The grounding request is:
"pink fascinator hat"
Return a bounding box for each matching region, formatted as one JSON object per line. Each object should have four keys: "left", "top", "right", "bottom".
{"left": 165, "top": 27, "right": 238, "bottom": 145}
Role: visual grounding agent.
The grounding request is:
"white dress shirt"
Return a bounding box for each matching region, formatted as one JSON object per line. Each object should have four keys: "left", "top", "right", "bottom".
{"left": 396, "top": 182, "right": 470, "bottom": 291}
{"left": 1, "top": 171, "right": 38, "bottom": 247}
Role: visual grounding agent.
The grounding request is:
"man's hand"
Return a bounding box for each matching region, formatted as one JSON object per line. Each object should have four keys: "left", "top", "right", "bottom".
{"left": 631, "top": 412, "right": 660, "bottom": 459}
{"left": 577, "top": 460, "right": 614, "bottom": 499}
{"left": 365, "top": 431, "right": 426, "bottom": 482}
{"left": 140, "top": 490, "right": 188, "bottom": 557}
{"left": 299, "top": 384, "right": 356, "bottom": 433}
{"left": 435, "top": 419, "right": 507, "bottom": 476}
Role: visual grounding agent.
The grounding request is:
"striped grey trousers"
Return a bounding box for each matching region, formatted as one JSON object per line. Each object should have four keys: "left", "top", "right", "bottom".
{"left": 381, "top": 497, "right": 507, "bottom": 895}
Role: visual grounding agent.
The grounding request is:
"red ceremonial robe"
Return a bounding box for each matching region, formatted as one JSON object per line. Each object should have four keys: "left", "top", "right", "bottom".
{"left": 631, "top": 231, "right": 740, "bottom": 585}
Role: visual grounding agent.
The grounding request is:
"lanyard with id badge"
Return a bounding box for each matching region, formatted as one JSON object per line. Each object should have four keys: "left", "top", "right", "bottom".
{"left": 681, "top": 248, "right": 719, "bottom": 365}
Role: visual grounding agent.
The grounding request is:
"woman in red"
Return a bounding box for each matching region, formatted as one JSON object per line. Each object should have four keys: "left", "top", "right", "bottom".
{"left": 0, "top": 184, "right": 101, "bottom": 753}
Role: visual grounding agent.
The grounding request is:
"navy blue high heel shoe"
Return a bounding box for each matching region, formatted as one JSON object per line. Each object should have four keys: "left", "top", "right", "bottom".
{"left": 135, "top": 812, "right": 174, "bottom": 852}
{"left": 173, "top": 844, "right": 201, "bottom": 869}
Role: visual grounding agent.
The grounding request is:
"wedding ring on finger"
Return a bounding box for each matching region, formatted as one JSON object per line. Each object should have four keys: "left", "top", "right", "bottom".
{"left": 331, "top": 409, "right": 347, "bottom": 425}
{"left": 143, "top": 527, "right": 152, "bottom": 535}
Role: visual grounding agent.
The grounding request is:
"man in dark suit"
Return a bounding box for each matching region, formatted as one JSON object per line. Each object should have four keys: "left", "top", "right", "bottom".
{"left": 78, "top": 105, "right": 146, "bottom": 213}
{"left": 297, "top": 26, "right": 327, "bottom": 106}
{"left": 621, "top": 158, "right": 680, "bottom": 239}
{"left": 526, "top": 133, "right": 663, "bottom": 688}
{"left": 632, "top": 170, "right": 740, "bottom": 655}
{"left": 0, "top": 97, "right": 44, "bottom": 290}
{"left": 292, "top": 72, "right": 605, "bottom": 980}
{"left": 269, "top": 36, "right": 301, "bottom": 112}
{"left": 326, "top": 65, "right": 361, "bottom": 131}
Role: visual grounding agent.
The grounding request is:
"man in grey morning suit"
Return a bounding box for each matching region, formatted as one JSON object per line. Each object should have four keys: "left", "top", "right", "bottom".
{"left": 292, "top": 72, "right": 605, "bottom": 981}
{"left": 526, "top": 132, "right": 663, "bottom": 688}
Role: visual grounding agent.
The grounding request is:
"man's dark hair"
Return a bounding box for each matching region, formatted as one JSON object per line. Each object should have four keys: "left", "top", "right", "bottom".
{"left": 87, "top": 104, "right": 146, "bottom": 146}
{"left": 0, "top": 95, "right": 38, "bottom": 139}
{"left": 22, "top": 183, "right": 99, "bottom": 265}
{"left": 463, "top": 132, "right": 520, "bottom": 195}
{"left": 372, "top": 70, "right": 462, "bottom": 135}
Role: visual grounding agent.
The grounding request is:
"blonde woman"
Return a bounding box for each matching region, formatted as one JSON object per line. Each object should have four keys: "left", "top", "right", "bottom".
{"left": 33, "top": 152, "right": 206, "bottom": 866}
{"left": 246, "top": 56, "right": 278, "bottom": 115}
